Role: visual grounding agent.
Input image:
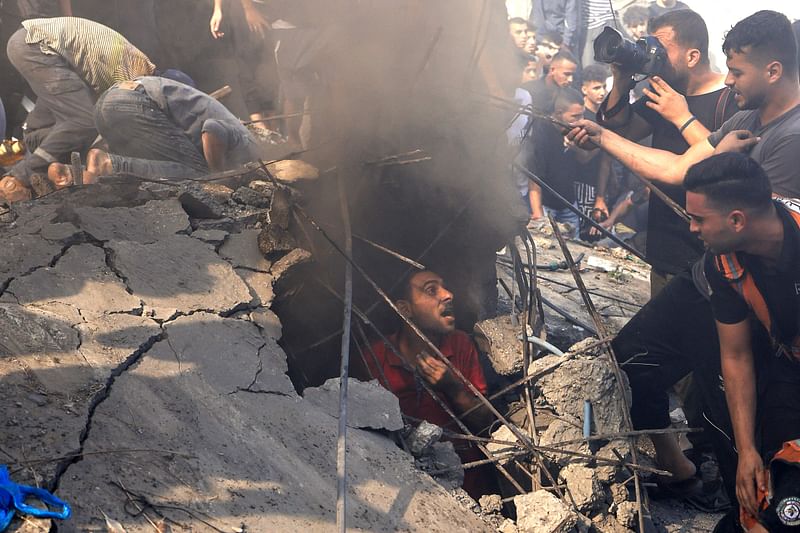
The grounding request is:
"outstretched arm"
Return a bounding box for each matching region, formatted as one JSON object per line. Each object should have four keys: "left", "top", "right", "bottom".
{"left": 58, "top": 0, "right": 72, "bottom": 16}
{"left": 717, "top": 319, "right": 766, "bottom": 519}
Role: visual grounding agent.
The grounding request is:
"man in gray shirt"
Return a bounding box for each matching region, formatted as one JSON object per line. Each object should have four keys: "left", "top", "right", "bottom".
{"left": 49, "top": 76, "right": 261, "bottom": 184}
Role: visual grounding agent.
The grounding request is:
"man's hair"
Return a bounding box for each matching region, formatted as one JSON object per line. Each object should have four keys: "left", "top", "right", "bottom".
{"left": 553, "top": 87, "right": 584, "bottom": 113}
{"left": 684, "top": 153, "right": 773, "bottom": 212}
{"left": 648, "top": 9, "right": 710, "bottom": 65}
{"left": 793, "top": 19, "right": 800, "bottom": 78}
{"left": 582, "top": 64, "right": 609, "bottom": 84}
{"left": 508, "top": 17, "right": 529, "bottom": 27}
{"left": 622, "top": 5, "right": 649, "bottom": 28}
{"left": 551, "top": 50, "right": 577, "bottom": 67}
{"left": 538, "top": 30, "right": 563, "bottom": 47}
{"left": 722, "top": 10, "right": 799, "bottom": 78}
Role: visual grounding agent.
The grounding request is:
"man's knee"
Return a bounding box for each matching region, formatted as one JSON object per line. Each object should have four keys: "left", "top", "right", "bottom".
{"left": 5, "top": 28, "right": 29, "bottom": 71}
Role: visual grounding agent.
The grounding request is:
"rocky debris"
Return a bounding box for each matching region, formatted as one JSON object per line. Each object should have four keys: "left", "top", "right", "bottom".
{"left": 558, "top": 464, "right": 602, "bottom": 512}
{"left": 108, "top": 235, "right": 253, "bottom": 319}
{"left": 258, "top": 187, "right": 298, "bottom": 255}
{"left": 479, "top": 493, "right": 503, "bottom": 514}
{"left": 539, "top": 419, "right": 591, "bottom": 467}
{"left": 415, "top": 441, "right": 464, "bottom": 490}
{"left": 71, "top": 199, "right": 190, "bottom": 243}
{"left": 474, "top": 314, "right": 525, "bottom": 375}
{"left": 533, "top": 347, "right": 631, "bottom": 437}
{"left": 486, "top": 424, "right": 521, "bottom": 465}
{"left": 407, "top": 420, "right": 443, "bottom": 456}
{"left": 232, "top": 185, "right": 271, "bottom": 208}
{"left": 191, "top": 228, "right": 228, "bottom": 245}
{"left": 514, "top": 490, "right": 579, "bottom": 533}
{"left": 615, "top": 501, "right": 639, "bottom": 529}
{"left": 498, "top": 518, "right": 519, "bottom": 533}
{"left": 0, "top": 178, "right": 493, "bottom": 533}
{"left": 303, "top": 378, "right": 403, "bottom": 431}
{"left": 270, "top": 248, "right": 312, "bottom": 281}
{"left": 220, "top": 229, "right": 271, "bottom": 271}
{"left": 595, "top": 440, "right": 631, "bottom": 483}
{"left": 178, "top": 183, "right": 233, "bottom": 219}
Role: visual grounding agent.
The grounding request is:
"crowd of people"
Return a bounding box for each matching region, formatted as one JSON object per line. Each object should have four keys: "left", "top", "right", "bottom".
{"left": 2, "top": 1, "right": 800, "bottom": 532}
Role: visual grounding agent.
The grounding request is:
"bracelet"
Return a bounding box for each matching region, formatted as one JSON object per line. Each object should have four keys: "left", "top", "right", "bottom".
{"left": 679, "top": 116, "right": 697, "bottom": 134}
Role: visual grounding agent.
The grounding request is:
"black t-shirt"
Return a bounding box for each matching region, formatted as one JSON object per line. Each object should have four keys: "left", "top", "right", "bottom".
{"left": 706, "top": 205, "right": 800, "bottom": 346}
{"left": 522, "top": 117, "right": 579, "bottom": 206}
{"left": 522, "top": 78, "right": 557, "bottom": 115}
{"left": 633, "top": 87, "right": 737, "bottom": 274}
{"left": 579, "top": 109, "right": 601, "bottom": 187}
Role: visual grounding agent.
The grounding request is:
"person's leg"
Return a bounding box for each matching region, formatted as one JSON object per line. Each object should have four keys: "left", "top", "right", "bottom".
{"left": 94, "top": 86, "right": 208, "bottom": 171}
{"left": 6, "top": 28, "right": 96, "bottom": 184}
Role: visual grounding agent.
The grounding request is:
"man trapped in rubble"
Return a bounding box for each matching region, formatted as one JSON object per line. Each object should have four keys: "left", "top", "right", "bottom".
{"left": 48, "top": 76, "right": 261, "bottom": 183}
{"left": 364, "top": 270, "right": 495, "bottom": 499}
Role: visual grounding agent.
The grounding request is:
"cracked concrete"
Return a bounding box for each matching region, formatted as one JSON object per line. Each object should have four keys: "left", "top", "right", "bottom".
{"left": 0, "top": 188, "right": 490, "bottom": 533}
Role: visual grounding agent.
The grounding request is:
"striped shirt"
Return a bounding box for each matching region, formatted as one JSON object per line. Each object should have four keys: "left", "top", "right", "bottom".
{"left": 22, "top": 17, "right": 155, "bottom": 95}
{"left": 583, "top": 0, "right": 615, "bottom": 29}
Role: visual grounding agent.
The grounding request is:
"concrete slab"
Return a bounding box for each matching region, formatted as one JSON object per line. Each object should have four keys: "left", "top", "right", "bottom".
{"left": 73, "top": 199, "right": 190, "bottom": 243}
{"left": 303, "top": 378, "right": 403, "bottom": 431}
{"left": 107, "top": 236, "right": 253, "bottom": 317}
{"left": 220, "top": 230, "right": 271, "bottom": 271}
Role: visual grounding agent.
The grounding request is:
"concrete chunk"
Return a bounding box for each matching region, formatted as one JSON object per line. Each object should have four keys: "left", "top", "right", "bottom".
{"left": 514, "top": 490, "right": 579, "bottom": 533}
{"left": 407, "top": 420, "right": 443, "bottom": 456}
{"left": 220, "top": 230, "right": 271, "bottom": 271}
{"left": 303, "top": 378, "right": 403, "bottom": 431}
{"left": 73, "top": 199, "right": 190, "bottom": 243}
{"left": 558, "top": 463, "right": 602, "bottom": 512}
{"left": 108, "top": 235, "right": 252, "bottom": 316}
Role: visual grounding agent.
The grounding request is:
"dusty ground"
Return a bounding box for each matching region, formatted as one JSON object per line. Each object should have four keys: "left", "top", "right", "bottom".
{"left": 0, "top": 182, "right": 492, "bottom": 533}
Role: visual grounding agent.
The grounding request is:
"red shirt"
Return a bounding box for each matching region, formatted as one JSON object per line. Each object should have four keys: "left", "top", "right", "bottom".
{"left": 366, "top": 330, "right": 488, "bottom": 431}
{"left": 366, "top": 330, "right": 491, "bottom": 498}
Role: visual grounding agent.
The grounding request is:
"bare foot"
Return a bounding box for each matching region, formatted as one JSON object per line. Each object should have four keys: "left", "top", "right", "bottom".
{"left": 85, "top": 148, "right": 112, "bottom": 183}
{"left": 47, "top": 162, "right": 74, "bottom": 189}
{"left": 0, "top": 176, "right": 33, "bottom": 203}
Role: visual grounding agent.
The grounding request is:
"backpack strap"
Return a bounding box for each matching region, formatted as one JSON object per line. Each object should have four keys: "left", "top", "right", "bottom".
{"left": 714, "top": 87, "right": 732, "bottom": 130}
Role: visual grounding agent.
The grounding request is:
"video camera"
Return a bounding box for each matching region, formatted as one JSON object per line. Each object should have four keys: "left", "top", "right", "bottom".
{"left": 593, "top": 27, "right": 667, "bottom": 76}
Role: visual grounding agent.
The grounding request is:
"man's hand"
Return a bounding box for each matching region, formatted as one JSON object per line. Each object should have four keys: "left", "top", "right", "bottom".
{"left": 593, "top": 196, "right": 608, "bottom": 218}
{"left": 243, "top": 4, "right": 270, "bottom": 38}
{"left": 643, "top": 76, "right": 691, "bottom": 127}
{"left": 566, "top": 119, "right": 605, "bottom": 149}
{"left": 736, "top": 446, "right": 767, "bottom": 517}
{"left": 416, "top": 352, "right": 459, "bottom": 393}
{"left": 210, "top": 8, "right": 224, "bottom": 39}
{"left": 714, "top": 130, "right": 760, "bottom": 154}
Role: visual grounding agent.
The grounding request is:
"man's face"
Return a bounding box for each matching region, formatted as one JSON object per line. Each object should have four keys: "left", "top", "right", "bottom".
{"left": 686, "top": 191, "right": 742, "bottom": 253}
{"left": 650, "top": 26, "right": 691, "bottom": 91}
{"left": 510, "top": 22, "right": 529, "bottom": 49}
{"left": 522, "top": 61, "right": 538, "bottom": 83}
{"left": 627, "top": 22, "right": 647, "bottom": 41}
{"left": 582, "top": 80, "right": 607, "bottom": 107}
{"left": 548, "top": 59, "right": 577, "bottom": 87}
{"left": 399, "top": 271, "right": 456, "bottom": 336}
{"left": 724, "top": 48, "right": 771, "bottom": 110}
{"left": 524, "top": 33, "right": 537, "bottom": 54}
{"left": 536, "top": 40, "right": 560, "bottom": 66}
{"left": 555, "top": 103, "right": 586, "bottom": 126}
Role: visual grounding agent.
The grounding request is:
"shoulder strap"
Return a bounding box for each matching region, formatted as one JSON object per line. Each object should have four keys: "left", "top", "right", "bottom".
{"left": 713, "top": 252, "right": 773, "bottom": 333}
{"left": 714, "top": 87, "right": 732, "bottom": 130}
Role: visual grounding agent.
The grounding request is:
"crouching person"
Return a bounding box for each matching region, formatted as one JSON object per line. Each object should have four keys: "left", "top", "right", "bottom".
{"left": 364, "top": 270, "right": 497, "bottom": 500}
{"left": 50, "top": 76, "right": 260, "bottom": 184}
{"left": 685, "top": 153, "right": 800, "bottom": 532}
{"left": 3, "top": 17, "right": 155, "bottom": 202}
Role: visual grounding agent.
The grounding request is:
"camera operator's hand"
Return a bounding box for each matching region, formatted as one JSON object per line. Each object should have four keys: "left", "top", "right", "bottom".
{"left": 566, "top": 120, "right": 604, "bottom": 149}
{"left": 714, "top": 130, "right": 761, "bottom": 155}
{"left": 643, "top": 76, "right": 691, "bottom": 127}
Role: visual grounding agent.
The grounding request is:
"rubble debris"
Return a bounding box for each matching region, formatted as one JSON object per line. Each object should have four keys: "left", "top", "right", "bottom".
{"left": 478, "top": 493, "right": 503, "bottom": 514}
{"left": 514, "top": 490, "right": 580, "bottom": 533}
{"left": 595, "top": 440, "right": 631, "bottom": 483}
{"left": 416, "top": 441, "right": 464, "bottom": 490}
{"left": 558, "top": 464, "right": 602, "bottom": 512}
{"left": 178, "top": 183, "right": 234, "bottom": 219}
{"left": 232, "top": 185, "right": 271, "bottom": 208}
{"left": 264, "top": 159, "right": 319, "bottom": 183}
{"left": 474, "top": 314, "right": 525, "bottom": 375}
{"left": 270, "top": 248, "right": 312, "bottom": 281}
{"left": 258, "top": 187, "right": 297, "bottom": 255}
{"left": 302, "top": 378, "right": 403, "bottom": 431}
{"left": 219, "top": 229, "right": 271, "bottom": 271}
{"left": 615, "top": 501, "right": 639, "bottom": 530}
{"left": 71, "top": 199, "right": 190, "bottom": 243}
{"left": 407, "top": 420, "right": 443, "bottom": 456}
{"left": 539, "top": 419, "right": 591, "bottom": 467}
{"left": 236, "top": 269, "right": 275, "bottom": 308}
{"left": 191, "top": 228, "right": 229, "bottom": 245}
{"left": 107, "top": 235, "right": 252, "bottom": 319}
{"left": 249, "top": 308, "right": 282, "bottom": 339}
{"left": 486, "top": 424, "right": 521, "bottom": 465}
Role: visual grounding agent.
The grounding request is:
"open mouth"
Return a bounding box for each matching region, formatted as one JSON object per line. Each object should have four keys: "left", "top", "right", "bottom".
{"left": 441, "top": 304, "right": 455, "bottom": 318}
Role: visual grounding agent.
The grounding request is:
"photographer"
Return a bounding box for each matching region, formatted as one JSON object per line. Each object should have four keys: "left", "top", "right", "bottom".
{"left": 598, "top": 9, "right": 735, "bottom": 295}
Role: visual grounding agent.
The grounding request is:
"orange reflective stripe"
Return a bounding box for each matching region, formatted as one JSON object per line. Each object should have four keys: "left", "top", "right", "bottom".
{"left": 740, "top": 274, "right": 773, "bottom": 334}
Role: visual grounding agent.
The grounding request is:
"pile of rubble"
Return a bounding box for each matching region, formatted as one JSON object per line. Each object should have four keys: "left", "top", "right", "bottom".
{"left": 0, "top": 168, "right": 495, "bottom": 532}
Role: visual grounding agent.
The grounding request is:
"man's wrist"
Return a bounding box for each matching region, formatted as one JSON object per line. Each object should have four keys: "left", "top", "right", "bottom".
{"left": 676, "top": 114, "right": 696, "bottom": 132}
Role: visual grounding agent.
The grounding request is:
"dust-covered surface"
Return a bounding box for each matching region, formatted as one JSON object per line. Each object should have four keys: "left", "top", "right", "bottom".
{"left": 0, "top": 181, "right": 493, "bottom": 533}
